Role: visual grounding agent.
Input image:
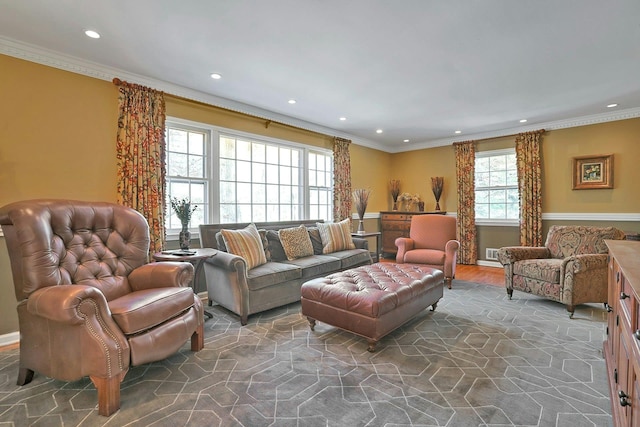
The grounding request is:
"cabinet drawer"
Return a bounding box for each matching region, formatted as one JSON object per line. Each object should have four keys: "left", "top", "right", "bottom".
{"left": 381, "top": 214, "right": 408, "bottom": 220}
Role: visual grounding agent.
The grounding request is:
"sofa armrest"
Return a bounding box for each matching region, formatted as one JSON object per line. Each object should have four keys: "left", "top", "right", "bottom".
{"left": 395, "top": 237, "right": 415, "bottom": 263}
{"left": 497, "top": 246, "right": 551, "bottom": 265}
{"left": 352, "top": 237, "right": 369, "bottom": 250}
{"left": 128, "top": 262, "right": 194, "bottom": 291}
{"left": 203, "top": 250, "right": 248, "bottom": 272}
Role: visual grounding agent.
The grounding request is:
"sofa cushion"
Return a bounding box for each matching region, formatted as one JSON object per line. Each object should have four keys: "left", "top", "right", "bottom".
{"left": 109, "top": 287, "right": 195, "bottom": 334}
{"left": 221, "top": 223, "right": 267, "bottom": 270}
{"left": 246, "top": 262, "right": 302, "bottom": 291}
{"left": 266, "top": 230, "right": 287, "bottom": 261}
{"left": 404, "top": 248, "right": 446, "bottom": 266}
{"left": 514, "top": 258, "right": 563, "bottom": 284}
{"left": 326, "top": 248, "right": 372, "bottom": 269}
{"left": 279, "top": 225, "right": 314, "bottom": 260}
{"left": 283, "top": 255, "right": 341, "bottom": 278}
{"left": 307, "top": 227, "right": 324, "bottom": 255}
{"left": 317, "top": 218, "right": 355, "bottom": 254}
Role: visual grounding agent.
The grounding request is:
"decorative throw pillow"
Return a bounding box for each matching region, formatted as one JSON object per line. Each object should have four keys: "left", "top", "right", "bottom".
{"left": 220, "top": 223, "right": 267, "bottom": 270}
{"left": 279, "top": 225, "right": 314, "bottom": 260}
{"left": 215, "top": 232, "right": 227, "bottom": 252}
{"left": 317, "top": 218, "right": 355, "bottom": 254}
{"left": 307, "top": 227, "right": 324, "bottom": 255}
{"left": 258, "top": 229, "right": 271, "bottom": 262}
{"left": 266, "top": 230, "right": 287, "bottom": 261}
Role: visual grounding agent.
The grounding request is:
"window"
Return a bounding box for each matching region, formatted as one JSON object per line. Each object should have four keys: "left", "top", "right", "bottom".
{"left": 165, "top": 118, "right": 333, "bottom": 233}
{"left": 165, "top": 125, "right": 208, "bottom": 230}
{"left": 308, "top": 151, "right": 333, "bottom": 221}
{"left": 219, "top": 134, "right": 303, "bottom": 223}
{"left": 475, "top": 149, "right": 519, "bottom": 221}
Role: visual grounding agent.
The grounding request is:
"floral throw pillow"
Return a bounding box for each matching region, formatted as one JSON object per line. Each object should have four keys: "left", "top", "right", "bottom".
{"left": 316, "top": 218, "right": 355, "bottom": 254}
{"left": 221, "top": 223, "right": 267, "bottom": 270}
{"left": 278, "top": 225, "right": 314, "bottom": 260}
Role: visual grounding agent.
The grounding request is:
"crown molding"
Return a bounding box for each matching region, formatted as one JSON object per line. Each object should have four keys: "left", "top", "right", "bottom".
{"left": 2, "top": 35, "right": 638, "bottom": 154}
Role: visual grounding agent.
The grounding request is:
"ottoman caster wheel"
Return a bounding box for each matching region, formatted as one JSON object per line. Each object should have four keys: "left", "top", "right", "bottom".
{"left": 367, "top": 341, "right": 378, "bottom": 352}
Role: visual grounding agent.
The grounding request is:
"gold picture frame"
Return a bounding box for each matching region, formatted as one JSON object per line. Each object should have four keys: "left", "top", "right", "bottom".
{"left": 572, "top": 154, "right": 613, "bottom": 190}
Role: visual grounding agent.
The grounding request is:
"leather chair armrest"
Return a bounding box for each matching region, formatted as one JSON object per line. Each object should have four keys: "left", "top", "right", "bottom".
{"left": 27, "top": 285, "right": 110, "bottom": 325}
{"left": 395, "top": 237, "right": 415, "bottom": 263}
{"left": 497, "top": 246, "right": 550, "bottom": 265}
{"left": 128, "top": 262, "right": 194, "bottom": 291}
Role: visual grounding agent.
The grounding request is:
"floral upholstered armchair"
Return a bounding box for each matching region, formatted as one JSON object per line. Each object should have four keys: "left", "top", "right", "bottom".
{"left": 497, "top": 225, "right": 625, "bottom": 318}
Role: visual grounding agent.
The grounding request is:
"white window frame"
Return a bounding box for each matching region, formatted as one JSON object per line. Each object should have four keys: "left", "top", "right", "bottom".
{"left": 165, "top": 117, "right": 333, "bottom": 238}
{"left": 475, "top": 148, "right": 520, "bottom": 227}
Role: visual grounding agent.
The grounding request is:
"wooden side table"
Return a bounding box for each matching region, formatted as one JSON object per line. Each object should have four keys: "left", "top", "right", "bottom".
{"left": 351, "top": 231, "right": 381, "bottom": 263}
{"left": 153, "top": 248, "right": 217, "bottom": 319}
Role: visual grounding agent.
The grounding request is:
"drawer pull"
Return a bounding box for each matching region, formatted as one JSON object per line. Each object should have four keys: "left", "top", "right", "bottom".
{"left": 619, "top": 391, "right": 631, "bottom": 407}
{"left": 605, "top": 303, "right": 613, "bottom": 313}
{"left": 635, "top": 330, "right": 640, "bottom": 341}
{"left": 620, "top": 292, "right": 630, "bottom": 300}
{"left": 617, "top": 271, "right": 621, "bottom": 283}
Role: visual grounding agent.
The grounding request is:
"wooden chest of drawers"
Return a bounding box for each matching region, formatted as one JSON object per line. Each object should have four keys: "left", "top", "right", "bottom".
{"left": 604, "top": 240, "right": 640, "bottom": 427}
{"left": 380, "top": 211, "right": 445, "bottom": 257}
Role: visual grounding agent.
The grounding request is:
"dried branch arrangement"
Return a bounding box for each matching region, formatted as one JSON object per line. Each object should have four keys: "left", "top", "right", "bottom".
{"left": 389, "top": 180, "right": 400, "bottom": 202}
{"left": 352, "top": 188, "right": 371, "bottom": 219}
{"left": 431, "top": 177, "right": 444, "bottom": 210}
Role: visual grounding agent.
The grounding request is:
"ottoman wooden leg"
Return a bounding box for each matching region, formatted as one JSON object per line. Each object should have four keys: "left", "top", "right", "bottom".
{"left": 367, "top": 340, "right": 378, "bottom": 352}
{"left": 307, "top": 317, "right": 316, "bottom": 331}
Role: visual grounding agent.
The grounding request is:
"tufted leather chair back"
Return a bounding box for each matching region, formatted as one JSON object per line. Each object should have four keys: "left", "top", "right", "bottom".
{"left": 1, "top": 199, "right": 149, "bottom": 302}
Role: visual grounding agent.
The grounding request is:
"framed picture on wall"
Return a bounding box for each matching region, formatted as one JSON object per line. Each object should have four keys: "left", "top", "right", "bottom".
{"left": 572, "top": 154, "right": 613, "bottom": 190}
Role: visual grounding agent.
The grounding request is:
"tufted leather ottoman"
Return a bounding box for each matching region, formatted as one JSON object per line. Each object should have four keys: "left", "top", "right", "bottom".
{"left": 301, "top": 263, "right": 444, "bottom": 351}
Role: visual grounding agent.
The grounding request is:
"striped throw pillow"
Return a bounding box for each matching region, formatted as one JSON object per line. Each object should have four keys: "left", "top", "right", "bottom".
{"left": 317, "top": 218, "right": 355, "bottom": 254}
{"left": 221, "top": 223, "right": 267, "bottom": 270}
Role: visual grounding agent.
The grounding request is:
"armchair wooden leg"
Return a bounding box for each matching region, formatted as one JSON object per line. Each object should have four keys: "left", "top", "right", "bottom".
{"left": 240, "top": 315, "right": 248, "bottom": 326}
{"left": 444, "top": 277, "right": 452, "bottom": 289}
{"left": 90, "top": 375, "right": 121, "bottom": 416}
{"left": 567, "top": 305, "right": 575, "bottom": 318}
{"left": 191, "top": 323, "right": 204, "bottom": 351}
{"left": 506, "top": 288, "right": 513, "bottom": 300}
{"left": 16, "top": 367, "right": 34, "bottom": 386}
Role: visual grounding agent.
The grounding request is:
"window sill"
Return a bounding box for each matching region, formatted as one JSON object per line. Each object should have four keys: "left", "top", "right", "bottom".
{"left": 475, "top": 219, "right": 519, "bottom": 227}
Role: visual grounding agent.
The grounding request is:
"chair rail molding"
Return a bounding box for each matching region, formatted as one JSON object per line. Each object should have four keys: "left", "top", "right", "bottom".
{"left": 542, "top": 212, "right": 640, "bottom": 221}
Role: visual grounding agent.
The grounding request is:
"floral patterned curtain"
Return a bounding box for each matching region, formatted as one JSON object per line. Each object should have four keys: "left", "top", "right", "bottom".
{"left": 333, "top": 137, "right": 352, "bottom": 222}
{"left": 114, "top": 79, "right": 166, "bottom": 257}
{"left": 515, "top": 130, "right": 544, "bottom": 246}
{"left": 454, "top": 140, "right": 477, "bottom": 264}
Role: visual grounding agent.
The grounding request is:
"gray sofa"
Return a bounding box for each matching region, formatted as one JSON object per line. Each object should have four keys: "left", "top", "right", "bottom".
{"left": 199, "top": 220, "right": 372, "bottom": 325}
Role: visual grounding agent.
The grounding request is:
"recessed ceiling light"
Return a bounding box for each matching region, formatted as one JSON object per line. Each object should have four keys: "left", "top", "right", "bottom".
{"left": 403, "top": 139, "right": 410, "bottom": 143}
{"left": 210, "top": 73, "right": 222, "bottom": 80}
{"left": 339, "top": 117, "right": 347, "bottom": 121}
{"left": 520, "top": 119, "right": 528, "bottom": 123}
{"left": 454, "top": 130, "right": 462, "bottom": 134}
{"left": 607, "top": 103, "right": 618, "bottom": 108}
{"left": 288, "top": 99, "right": 296, "bottom": 104}
{"left": 376, "top": 129, "right": 383, "bottom": 134}
{"left": 84, "top": 30, "right": 100, "bottom": 39}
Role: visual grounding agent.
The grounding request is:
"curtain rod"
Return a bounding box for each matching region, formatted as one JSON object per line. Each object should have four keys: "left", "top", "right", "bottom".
{"left": 454, "top": 129, "right": 545, "bottom": 145}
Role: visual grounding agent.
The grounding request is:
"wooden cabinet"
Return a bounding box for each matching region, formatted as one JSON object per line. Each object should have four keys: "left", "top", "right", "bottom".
{"left": 605, "top": 240, "right": 640, "bottom": 427}
{"left": 380, "top": 211, "right": 445, "bottom": 257}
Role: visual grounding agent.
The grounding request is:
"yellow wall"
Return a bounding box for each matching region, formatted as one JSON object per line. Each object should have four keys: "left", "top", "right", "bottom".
{"left": 390, "top": 145, "right": 457, "bottom": 212}
{"left": 0, "top": 54, "right": 119, "bottom": 206}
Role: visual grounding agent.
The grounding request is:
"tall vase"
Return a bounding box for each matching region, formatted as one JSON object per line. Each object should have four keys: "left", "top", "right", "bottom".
{"left": 179, "top": 223, "right": 191, "bottom": 250}
{"left": 357, "top": 218, "right": 365, "bottom": 233}
{"left": 435, "top": 200, "right": 441, "bottom": 211}
{"left": 392, "top": 200, "right": 398, "bottom": 211}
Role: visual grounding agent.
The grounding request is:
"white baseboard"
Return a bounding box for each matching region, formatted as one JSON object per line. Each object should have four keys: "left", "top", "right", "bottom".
{"left": 476, "top": 260, "right": 502, "bottom": 268}
{"left": 0, "top": 332, "right": 19, "bottom": 347}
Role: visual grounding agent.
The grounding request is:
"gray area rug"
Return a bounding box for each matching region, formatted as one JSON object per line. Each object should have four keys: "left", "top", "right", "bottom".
{"left": 0, "top": 281, "right": 612, "bottom": 426}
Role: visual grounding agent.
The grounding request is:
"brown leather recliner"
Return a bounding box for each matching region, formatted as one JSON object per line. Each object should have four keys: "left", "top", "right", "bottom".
{"left": 0, "top": 199, "right": 204, "bottom": 416}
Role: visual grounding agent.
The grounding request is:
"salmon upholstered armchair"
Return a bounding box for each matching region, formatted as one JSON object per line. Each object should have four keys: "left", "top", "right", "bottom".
{"left": 0, "top": 199, "right": 204, "bottom": 416}
{"left": 395, "top": 215, "right": 460, "bottom": 289}
{"left": 497, "top": 225, "right": 626, "bottom": 318}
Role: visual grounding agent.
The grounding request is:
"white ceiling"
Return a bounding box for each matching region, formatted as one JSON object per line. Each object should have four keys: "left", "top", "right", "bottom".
{"left": 1, "top": 0, "right": 639, "bottom": 152}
